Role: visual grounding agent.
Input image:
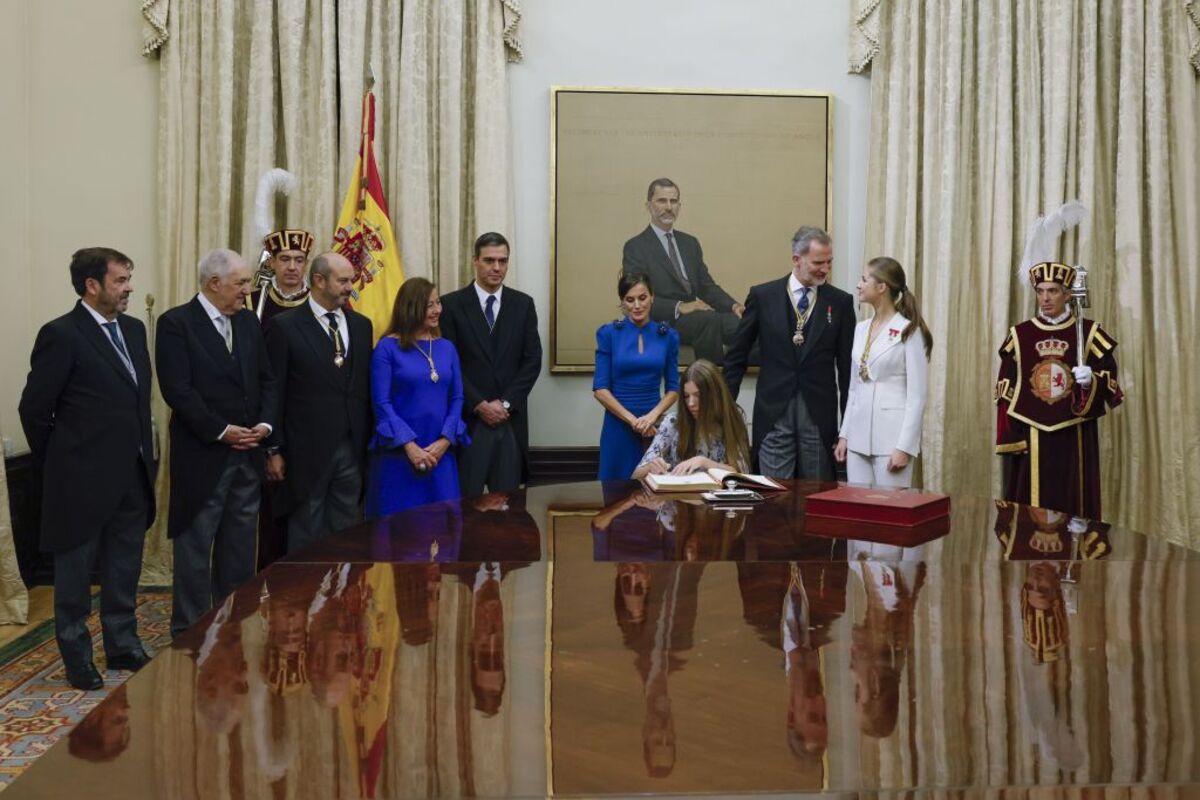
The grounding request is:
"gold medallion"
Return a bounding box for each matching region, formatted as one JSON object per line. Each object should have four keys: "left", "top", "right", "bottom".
{"left": 333, "top": 355, "right": 344, "bottom": 368}
{"left": 430, "top": 369, "right": 439, "bottom": 383}
{"left": 792, "top": 331, "right": 805, "bottom": 346}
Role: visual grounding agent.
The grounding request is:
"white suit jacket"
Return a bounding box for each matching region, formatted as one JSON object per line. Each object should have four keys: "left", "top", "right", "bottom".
{"left": 838, "top": 313, "right": 928, "bottom": 456}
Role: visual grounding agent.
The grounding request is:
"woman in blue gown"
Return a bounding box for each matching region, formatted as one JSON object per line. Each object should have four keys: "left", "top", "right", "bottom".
{"left": 593, "top": 272, "right": 680, "bottom": 479}
{"left": 366, "top": 277, "right": 470, "bottom": 516}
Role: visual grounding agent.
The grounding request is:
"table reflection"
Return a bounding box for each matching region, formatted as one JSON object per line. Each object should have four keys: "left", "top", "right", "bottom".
{"left": 10, "top": 483, "right": 1200, "bottom": 798}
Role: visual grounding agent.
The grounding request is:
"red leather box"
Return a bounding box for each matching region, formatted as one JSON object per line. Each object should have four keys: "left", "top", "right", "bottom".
{"left": 804, "top": 486, "right": 951, "bottom": 526}
{"left": 804, "top": 511, "right": 951, "bottom": 547}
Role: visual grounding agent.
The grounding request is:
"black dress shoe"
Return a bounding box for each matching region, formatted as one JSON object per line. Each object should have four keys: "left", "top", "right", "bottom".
{"left": 106, "top": 646, "right": 153, "bottom": 672}
{"left": 64, "top": 662, "right": 104, "bottom": 691}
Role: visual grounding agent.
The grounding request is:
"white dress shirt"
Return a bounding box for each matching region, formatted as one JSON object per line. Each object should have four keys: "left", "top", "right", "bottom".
{"left": 650, "top": 223, "right": 689, "bottom": 279}
{"left": 787, "top": 273, "right": 815, "bottom": 312}
{"left": 309, "top": 297, "right": 350, "bottom": 350}
{"left": 474, "top": 281, "right": 503, "bottom": 320}
{"left": 195, "top": 292, "right": 271, "bottom": 440}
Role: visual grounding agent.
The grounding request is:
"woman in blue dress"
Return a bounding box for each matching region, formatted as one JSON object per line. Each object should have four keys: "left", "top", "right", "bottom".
{"left": 365, "top": 277, "right": 469, "bottom": 516}
{"left": 593, "top": 272, "right": 680, "bottom": 479}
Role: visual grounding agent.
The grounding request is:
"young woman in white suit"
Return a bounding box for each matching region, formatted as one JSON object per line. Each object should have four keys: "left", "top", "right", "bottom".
{"left": 833, "top": 257, "right": 933, "bottom": 488}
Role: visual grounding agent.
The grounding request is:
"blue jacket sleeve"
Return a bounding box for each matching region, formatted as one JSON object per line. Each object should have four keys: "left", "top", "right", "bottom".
{"left": 663, "top": 328, "right": 681, "bottom": 393}
{"left": 441, "top": 343, "right": 471, "bottom": 445}
{"left": 370, "top": 340, "right": 417, "bottom": 448}
{"left": 593, "top": 324, "right": 613, "bottom": 392}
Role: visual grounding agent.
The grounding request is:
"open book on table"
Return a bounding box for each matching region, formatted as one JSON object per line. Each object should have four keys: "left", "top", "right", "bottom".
{"left": 644, "top": 468, "right": 786, "bottom": 493}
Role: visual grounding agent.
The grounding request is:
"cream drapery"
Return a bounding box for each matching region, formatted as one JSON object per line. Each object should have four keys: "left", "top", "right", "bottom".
{"left": 0, "top": 457, "right": 28, "bottom": 624}
{"left": 141, "top": 0, "right": 521, "bottom": 583}
{"left": 856, "top": 1, "right": 1200, "bottom": 546}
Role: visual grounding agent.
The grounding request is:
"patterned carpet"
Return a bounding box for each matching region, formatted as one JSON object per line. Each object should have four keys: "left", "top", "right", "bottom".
{"left": 0, "top": 591, "right": 171, "bottom": 789}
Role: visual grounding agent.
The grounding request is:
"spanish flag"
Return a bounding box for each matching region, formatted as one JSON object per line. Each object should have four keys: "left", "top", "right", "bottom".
{"left": 333, "top": 89, "right": 403, "bottom": 342}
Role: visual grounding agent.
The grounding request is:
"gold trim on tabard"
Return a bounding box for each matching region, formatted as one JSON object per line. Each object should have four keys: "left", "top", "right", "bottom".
{"left": 1030, "top": 314, "right": 1077, "bottom": 332}
{"left": 1030, "top": 428, "right": 1040, "bottom": 507}
{"left": 996, "top": 441, "right": 1027, "bottom": 454}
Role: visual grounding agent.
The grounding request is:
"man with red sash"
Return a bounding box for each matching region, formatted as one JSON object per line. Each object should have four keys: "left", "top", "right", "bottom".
{"left": 995, "top": 261, "right": 1122, "bottom": 519}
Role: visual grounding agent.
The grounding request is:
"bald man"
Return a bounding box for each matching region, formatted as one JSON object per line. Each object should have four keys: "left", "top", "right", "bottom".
{"left": 264, "top": 252, "right": 374, "bottom": 553}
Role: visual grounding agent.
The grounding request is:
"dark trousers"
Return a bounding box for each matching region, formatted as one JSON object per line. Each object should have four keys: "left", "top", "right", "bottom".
{"left": 171, "top": 453, "right": 259, "bottom": 637}
{"left": 759, "top": 394, "right": 835, "bottom": 481}
{"left": 286, "top": 438, "right": 363, "bottom": 555}
{"left": 54, "top": 466, "right": 151, "bottom": 669}
{"left": 458, "top": 420, "right": 522, "bottom": 498}
{"left": 674, "top": 309, "right": 740, "bottom": 365}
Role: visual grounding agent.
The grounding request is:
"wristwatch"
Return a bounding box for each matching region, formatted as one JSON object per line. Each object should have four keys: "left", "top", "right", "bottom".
{"left": 501, "top": 400, "right": 511, "bottom": 411}
{"left": 265, "top": 446, "right": 281, "bottom": 456}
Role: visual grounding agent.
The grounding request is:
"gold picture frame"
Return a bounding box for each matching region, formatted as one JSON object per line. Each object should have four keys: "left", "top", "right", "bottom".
{"left": 549, "top": 86, "right": 834, "bottom": 372}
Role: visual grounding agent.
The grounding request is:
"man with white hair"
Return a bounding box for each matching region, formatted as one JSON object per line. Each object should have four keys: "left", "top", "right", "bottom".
{"left": 157, "top": 248, "right": 278, "bottom": 637}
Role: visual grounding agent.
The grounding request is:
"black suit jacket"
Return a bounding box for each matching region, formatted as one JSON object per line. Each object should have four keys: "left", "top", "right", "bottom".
{"left": 621, "top": 225, "right": 737, "bottom": 322}
{"left": 18, "top": 302, "right": 157, "bottom": 553}
{"left": 439, "top": 284, "right": 542, "bottom": 476}
{"left": 264, "top": 305, "right": 373, "bottom": 513}
{"left": 724, "top": 277, "right": 854, "bottom": 464}
{"left": 156, "top": 297, "right": 277, "bottom": 538}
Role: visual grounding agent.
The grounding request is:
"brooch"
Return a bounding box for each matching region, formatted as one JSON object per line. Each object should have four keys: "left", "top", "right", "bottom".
{"left": 826, "top": 306, "right": 832, "bottom": 323}
{"left": 657, "top": 323, "right": 670, "bottom": 336}
{"left": 889, "top": 327, "right": 900, "bottom": 338}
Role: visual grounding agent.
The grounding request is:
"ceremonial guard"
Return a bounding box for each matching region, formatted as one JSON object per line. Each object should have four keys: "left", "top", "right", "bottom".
{"left": 249, "top": 169, "right": 315, "bottom": 567}
{"left": 248, "top": 169, "right": 314, "bottom": 326}
{"left": 995, "top": 203, "right": 1123, "bottom": 520}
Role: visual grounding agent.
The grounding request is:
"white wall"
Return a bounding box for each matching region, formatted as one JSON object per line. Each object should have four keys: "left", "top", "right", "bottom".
{"left": 510, "top": 0, "right": 872, "bottom": 446}
{"left": 0, "top": 2, "right": 160, "bottom": 456}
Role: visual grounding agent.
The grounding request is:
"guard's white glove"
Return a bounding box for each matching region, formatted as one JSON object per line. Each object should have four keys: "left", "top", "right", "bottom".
{"left": 1068, "top": 517, "right": 1088, "bottom": 535}
{"left": 1072, "top": 365, "right": 1093, "bottom": 388}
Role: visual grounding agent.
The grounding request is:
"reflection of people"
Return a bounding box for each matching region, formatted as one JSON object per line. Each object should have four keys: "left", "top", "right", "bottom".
{"left": 68, "top": 684, "right": 131, "bottom": 761}
{"left": 621, "top": 178, "right": 743, "bottom": 364}
{"left": 248, "top": 228, "right": 314, "bottom": 325}
{"left": 995, "top": 261, "right": 1122, "bottom": 518}
{"left": 365, "top": 278, "right": 470, "bottom": 515}
{"left": 264, "top": 253, "right": 373, "bottom": 554}
{"left": 725, "top": 227, "right": 854, "bottom": 479}
{"left": 593, "top": 272, "right": 681, "bottom": 479}
{"left": 157, "top": 249, "right": 277, "bottom": 638}
{"left": 993, "top": 499, "right": 1111, "bottom": 562}
{"left": 440, "top": 232, "right": 543, "bottom": 497}
{"left": 633, "top": 359, "right": 751, "bottom": 480}
{"left": 834, "top": 257, "right": 932, "bottom": 488}
{"left": 171, "top": 587, "right": 257, "bottom": 733}
{"left": 469, "top": 563, "right": 506, "bottom": 716}
{"left": 613, "top": 562, "right": 706, "bottom": 778}
{"left": 847, "top": 547, "right": 926, "bottom": 737}
{"left": 19, "top": 248, "right": 157, "bottom": 690}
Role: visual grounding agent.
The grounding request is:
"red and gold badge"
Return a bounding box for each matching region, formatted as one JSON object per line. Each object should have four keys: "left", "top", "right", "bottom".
{"left": 1030, "top": 337, "right": 1073, "bottom": 404}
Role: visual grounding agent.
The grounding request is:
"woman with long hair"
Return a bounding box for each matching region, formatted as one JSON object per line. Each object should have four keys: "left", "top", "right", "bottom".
{"left": 632, "top": 358, "right": 750, "bottom": 479}
{"left": 593, "top": 272, "right": 680, "bottom": 479}
{"left": 834, "top": 257, "right": 932, "bottom": 487}
{"left": 365, "top": 277, "right": 469, "bottom": 515}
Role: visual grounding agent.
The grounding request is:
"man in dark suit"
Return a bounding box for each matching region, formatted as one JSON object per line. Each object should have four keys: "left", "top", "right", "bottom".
{"left": 156, "top": 248, "right": 277, "bottom": 637}
{"left": 19, "top": 247, "right": 157, "bottom": 690}
{"left": 724, "top": 226, "right": 854, "bottom": 479}
{"left": 439, "top": 232, "right": 543, "bottom": 497}
{"left": 622, "top": 178, "right": 744, "bottom": 364}
{"left": 263, "top": 252, "right": 373, "bottom": 554}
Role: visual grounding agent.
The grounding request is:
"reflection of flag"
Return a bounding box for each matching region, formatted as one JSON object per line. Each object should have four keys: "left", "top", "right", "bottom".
{"left": 333, "top": 90, "right": 403, "bottom": 343}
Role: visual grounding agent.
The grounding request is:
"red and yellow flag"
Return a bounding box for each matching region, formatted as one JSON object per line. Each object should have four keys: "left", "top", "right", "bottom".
{"left": 333, "top": 90, "right": 404, "bottom": 342}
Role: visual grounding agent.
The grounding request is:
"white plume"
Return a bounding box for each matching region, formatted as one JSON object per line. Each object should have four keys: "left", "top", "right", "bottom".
{"left": 254, "top": 168, "right": 298, "bottom": 240}
{"left": 1017, "top": 200, "right": 1087, "bottom": 285}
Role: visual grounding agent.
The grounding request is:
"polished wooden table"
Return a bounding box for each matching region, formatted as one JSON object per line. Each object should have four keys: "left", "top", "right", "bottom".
{"left": 8, "top": 480, "right": 1200, "bottom": 798}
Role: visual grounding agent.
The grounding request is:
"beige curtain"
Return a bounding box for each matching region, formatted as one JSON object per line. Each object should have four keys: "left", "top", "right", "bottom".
{"left": 0, "top": 457, "right": 28, "bottom": 624}
{"left": 141, "top": 0, "right": 521, "bottom": 583}
{"left": 857, "top": 0, "right": 1200, "bottom": 547}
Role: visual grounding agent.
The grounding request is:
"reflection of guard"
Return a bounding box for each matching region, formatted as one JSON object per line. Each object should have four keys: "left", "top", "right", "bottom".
{"left": 993, "top": 500, "right": 1111, "bottom": 562}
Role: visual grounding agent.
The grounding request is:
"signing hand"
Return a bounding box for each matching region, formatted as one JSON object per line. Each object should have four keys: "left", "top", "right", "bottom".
{"left": 643, "top": 457, "right": 671, "bottom": 475}
{"left": 833, "top": 438, "right": 848, "bottom": 464}
{"left": 887, "top": 449, "right": 911, "bottom": 472}
{"left": 404, "top": 441, "right": 437, "bottom": 472}
{"left": 265, "top": 453, "right": 286, "bottom": 482}
{"left": 671, "top": 456, "right": 710, "bottom": 475}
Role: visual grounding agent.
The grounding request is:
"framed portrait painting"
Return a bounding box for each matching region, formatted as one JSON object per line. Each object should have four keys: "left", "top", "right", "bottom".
{"left": 550, "top": 87, "right": 833, "bottom": 372}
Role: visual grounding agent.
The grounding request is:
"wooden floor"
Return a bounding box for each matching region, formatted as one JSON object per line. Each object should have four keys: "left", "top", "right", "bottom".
{"left": 0, "top": 586, "right": 53, "bottom": 648}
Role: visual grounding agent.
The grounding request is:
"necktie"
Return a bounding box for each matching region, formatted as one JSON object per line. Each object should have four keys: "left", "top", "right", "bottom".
{"left": 665, "top": 232, "right": 692, "bottom": 292}
{"left": 796, "top": 287, "right": 810, "bottom": 316}
{"left": 102, "top": 321, "right": 137, "bottom": 382}
{"left": 326, "top": 312, "right": 346, "bottom": 366}
{"left": 485, "top": 295, "right": 496, "bottom": 330}
{"left": 219, "top": 315, "right": 233, "bottom": 352}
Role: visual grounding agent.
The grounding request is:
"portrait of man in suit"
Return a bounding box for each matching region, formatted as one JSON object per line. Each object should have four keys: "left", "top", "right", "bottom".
{"left": 439, "top": 232, "right": 543, "bottom": 497}
{"left": 19, "top": 247, "right": 158, "bottom": 690}
{"left": 264, "top": 251, "right": 373, "bottom": 554}
{"left": 156, "top": 248, "right": 277, "bottom": 638}
{"left": 621, "top": 178, "right": 744, "bottom": 365}
{"left": 724, "top": 226, "right": 854, "bottom": 479}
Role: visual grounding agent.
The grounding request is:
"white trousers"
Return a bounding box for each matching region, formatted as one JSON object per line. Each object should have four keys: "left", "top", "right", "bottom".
{"left": 846, "top": 450, "right": 914, "bottom": 488}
